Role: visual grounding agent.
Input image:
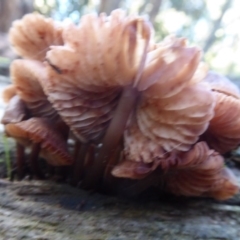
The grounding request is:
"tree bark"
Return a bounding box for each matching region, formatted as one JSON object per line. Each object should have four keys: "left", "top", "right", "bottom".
{"left": 203, "top": 0, "right": 232, "bottom": 53}
{"left": 149, "top": 0, "right": 163, "bottom": 23}
{"left": 99, "top": 0, "right": 122, "bottom": 15}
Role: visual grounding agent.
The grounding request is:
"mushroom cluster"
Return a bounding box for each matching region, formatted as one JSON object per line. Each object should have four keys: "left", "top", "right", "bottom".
{"left": 1, "top": 10, "right": 240, "bottom": 200}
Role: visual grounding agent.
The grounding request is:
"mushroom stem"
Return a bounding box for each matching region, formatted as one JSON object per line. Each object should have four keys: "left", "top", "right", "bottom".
{"left": 16, "top": 143, "right": 25, "bottom": 180}
{"left": 102, "top": 143, "right": 123, "bottom": 192}
{"left": 71, "top": 142, "right": 89, "bottom": 186}
{"left": 85, "top": 144, "right": 96, "bottom": 168}
{"left": 29, "top": 143, "right": 44, "bottom": 179}
{"left": 82, "top": 86, "right": 139, "bottom": 189}
{"left": 73, "top": 139, "right": 81, "bottom": 161}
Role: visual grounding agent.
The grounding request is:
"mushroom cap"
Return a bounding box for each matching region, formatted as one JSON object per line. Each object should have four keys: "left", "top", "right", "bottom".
{"left": 1, "top": 95, "right": 28, "bottom": 124}
{"left": 164, "top": 142, "right": 239, "bottom": 200}
{"left": 111, "top": 160, "right": 159, "bottom": 180}
{"left": 5, "top": 118, "right": 73, "bottom": 166}
{"left": 9, "top": 13, "right": 63, "bottom": 61}
{"left": 11, "top": 59, "right": 59, "bottom": 121}
{"left": 137, "top": 36, "right": 205, "bottom": 92}
{"left": 45, "top": 9, "right": 152, "bottom": 89}
{"left": 202, "top": 72, "right": 240, "bottom": 153}
{"left": 204, "top": 71, "right": 240, "bottom": 98}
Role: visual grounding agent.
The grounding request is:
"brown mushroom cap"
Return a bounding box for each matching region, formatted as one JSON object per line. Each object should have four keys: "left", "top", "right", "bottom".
{"left": 202, "top": 72, "right": 240, "bottom": 153}
{"left": 164, "top": 142, "right": 239, "bottom": 200}
{"left": 111, "top": 160, "right": 159, "bottom": 180}
{"left": 5, "top": 118, "right": 73, "bottom": 166}
{"left": 1, "top": 95, "right": 28, "bottom": 125}
{"left": 9, "top": 13, "right": 63, "bottom": 61}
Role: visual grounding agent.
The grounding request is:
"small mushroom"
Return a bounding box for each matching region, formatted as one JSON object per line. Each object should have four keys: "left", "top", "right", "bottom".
{"left": 138, "top": 36, "right": 206, "bottom": 91}
{"left": 5, "top": 118, "right": 73, "bottom": 167}
{"left": 164, "top": 142, "right": 239, "bottom": 200}
{"left": 9, "top": 13, "right": 63, "bottom": 61}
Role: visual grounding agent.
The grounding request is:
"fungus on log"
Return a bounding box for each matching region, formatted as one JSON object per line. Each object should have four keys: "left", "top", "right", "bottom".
{"left": 2, "top": 10, "right": 240, "bottom": 200}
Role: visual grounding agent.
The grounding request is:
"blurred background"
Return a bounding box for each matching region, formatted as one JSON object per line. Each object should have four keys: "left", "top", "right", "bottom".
{"left": 0, "top": 0, "right": 239, "bottom": 79}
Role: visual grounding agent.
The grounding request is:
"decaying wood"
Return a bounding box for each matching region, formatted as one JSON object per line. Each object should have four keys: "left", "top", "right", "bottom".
{"left": 0, "top": 177, "right": 240, "bottom": 240}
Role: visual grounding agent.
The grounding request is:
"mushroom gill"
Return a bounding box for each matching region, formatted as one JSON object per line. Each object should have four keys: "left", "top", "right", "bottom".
{"left": 202, "top": 72, "right": 240, "bottom": 153}
{"left": 10, "top": 59, "right": 59, "bottom": 121}
{"left": 5, "top": 118, "right": 73, "bottom": 166}
{"left": 9, "top": 13, "right": 63, "bottom": 61}
{"left": 136, "top": 37, "right": 215, "bottom": 152}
